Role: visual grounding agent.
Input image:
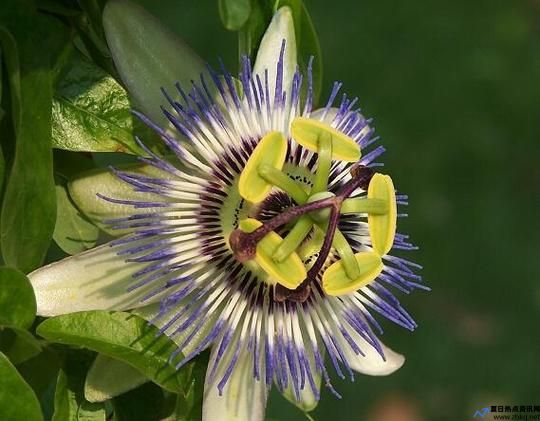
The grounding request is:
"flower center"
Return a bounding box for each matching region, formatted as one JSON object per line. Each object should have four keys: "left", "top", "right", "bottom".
{"left": 202, "top": 117, "right": 397, "bottom": 303}
{"left": 218, "top": 160, "right": 316, "bottom": 287}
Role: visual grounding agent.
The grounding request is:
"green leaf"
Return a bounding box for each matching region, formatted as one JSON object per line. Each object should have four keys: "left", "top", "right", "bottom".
{"left": 53, "top": 185, "right": 100, "bottom": 255}
{"left": 238, "top": 1, "right": 273, "bottom": 62}
{"left": 75, "top": 0, "right": 119, "bottom": 78}
{"left": 0, "top": 352, "right": 43, "bottom": 421}
{"left": 54, "top": 149, "right": 97, "bottom": 179}
{"left": 52, "top": 50, "right": 145, "bottom": 154}
{"left": 296, "top": 2, "right": 322, "bottom": 104}
{"left": 112, "top": 382, "right": 171, "bottom": 421}
{"left": 16, "top": 346, "right": 62, "bottom": 402}
{"left": 219, "top": 0, "right": 252, "bottom": 30}
{"left": 0, "top": 267, "right": 36, "bottom": 329}
{"left": 37, "top": 0, "right": 82, "bottom": 17}
{"left": 0, "top": 59, "right": 55, "bottom": 272}
{"left": 52, "top": 351, "right": 106, "bottom": 421}
{"left": 0, "top": 25, "right": 21, "bottom": 133}
{"left": 37, "top": 311, "right": 190, "bottom": 393}
{"left": 171, "top": 352, "right": 208, "bottom": 421}
{"left": 78, "top": 1, "right": 107, "bottom": 40}
{"left": 0, "top": 140, "right": 4, "bottom": 195}
{"left": 103, "top": 0, "right": 207, "bottom": 126}
{"left": 85, "top": 354, "right": 149, "bottom": 403}
{"left": 274, "top": 0, "right": 322, "bottom": 104}
{"left": 0, "top": 266, "right": 41, "bottom": 365}
{"left": 0, "top": 30, "right": 18, "bottom": 191}
{"left": 0, "top": 327, "right": 42, "bottom": 365}
{"left": 0, "top": 9, "right": 69, "bottom": 274}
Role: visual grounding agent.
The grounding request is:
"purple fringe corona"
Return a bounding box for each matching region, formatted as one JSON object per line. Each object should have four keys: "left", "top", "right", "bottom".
{"left": 100, "top": 43, "right": 427, "bottom": 401}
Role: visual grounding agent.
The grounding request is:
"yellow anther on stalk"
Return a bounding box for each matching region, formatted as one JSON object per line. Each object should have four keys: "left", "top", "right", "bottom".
{"left": 367, "top": 173, "right": 397, "bottom": 256}
{"left": 291, "top": 116, "right": 361, "bottom": 162}
{"left": 238, "top": 131, "right": 287, "bottom": 203}
{"left": 238, "top": 218, "right": 307, "bottom": 289}
{"left": 322, "top": 251, "right": 383, "bottom": 296}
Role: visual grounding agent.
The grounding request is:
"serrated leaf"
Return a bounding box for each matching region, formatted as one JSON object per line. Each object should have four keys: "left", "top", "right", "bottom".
{"left": 53, "top": 185, "right": 100, "bottom": 255}
{"left": 0, "top": 352, "right": 43, "bottom": 421}
{"left": 0, "top": 267, "right": 36, "bottom": 329}
{"left": 37, "top": 311, "right": 190, "bottom": 393}
{"left": 52, "top": 50, "right": 144, "bottom": 154}
{"left": 85, "top": 354, "right": 148, "bottom": 403}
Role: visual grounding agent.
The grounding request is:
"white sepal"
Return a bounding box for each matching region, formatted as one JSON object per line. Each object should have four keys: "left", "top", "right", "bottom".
{"left": 202, "top": 345, "right": 267, "bottom": 421}
{"left": 344, "top": 327, "right": 405, "bottom": 376}
{"left": 29, "top": 242, "right": 155, "bottom": 316}
{"left": 84, "top": 354, "right": 148, "bottom": 403}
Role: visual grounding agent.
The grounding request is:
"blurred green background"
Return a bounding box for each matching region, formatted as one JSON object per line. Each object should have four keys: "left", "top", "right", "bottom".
{"left": 134, "top": 0, "right": 540, "bottom": 419}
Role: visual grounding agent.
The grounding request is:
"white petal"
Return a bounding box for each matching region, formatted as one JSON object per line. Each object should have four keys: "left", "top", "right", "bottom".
{"left": 253, "top": 6, "right": 297, "bottom": 99}
{"left": 84, "top": 354, "right": 148, "bottom": 403}
{"left": 202, "top": 346, "right": 267, "bottom": 421}
{"left": 29, "top": 242, "right": 153, "bottom": 316}
{"left": 344, "top": 327, "right": 405, "bottom": 376}
{"left": 281, "top": 357, "right": 322, "bottom": 412}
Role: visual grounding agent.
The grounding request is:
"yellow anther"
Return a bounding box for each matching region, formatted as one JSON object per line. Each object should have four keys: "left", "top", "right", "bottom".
{"left": 291, "top": 117, "right": 361, "bottom": 162}
{"left": 322, "top": 251, "right": 383, "bottom": 296}
{"left": 238, "top": 131, "right": 287, "bottom": 203}
{"left": 238, "top": 218, "right": 307, "bottom": 289}
{"left": 367, "top": 173, "right": 397, "bottom": 256}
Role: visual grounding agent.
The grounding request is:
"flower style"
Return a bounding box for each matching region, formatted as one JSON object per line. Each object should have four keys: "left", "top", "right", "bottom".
{"left": 29, "top": 6, "right": 427, "bottom": 420}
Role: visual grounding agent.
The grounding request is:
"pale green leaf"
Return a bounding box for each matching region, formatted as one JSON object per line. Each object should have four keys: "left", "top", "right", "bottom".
{"left": 37, "top": 311, "right": 190, "bottom": 393}
{"left": 0, "top": 267, "right": 36, "bottom": 329}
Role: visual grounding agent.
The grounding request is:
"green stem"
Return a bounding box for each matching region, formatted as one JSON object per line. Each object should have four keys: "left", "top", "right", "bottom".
{"left": 258, "top": 164, "right": 308, "bottom": 204}
{"left": 332, "top": 229, "right": 361, "bottom": 280}
{"left": 341, "top": 198, "right": 388, "bottom": 215}
{"left": 311, "top": 132, "right": 332, "bottom": 193}
{"left": 273, "top": 215, "right": 313, "bottom": 263}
